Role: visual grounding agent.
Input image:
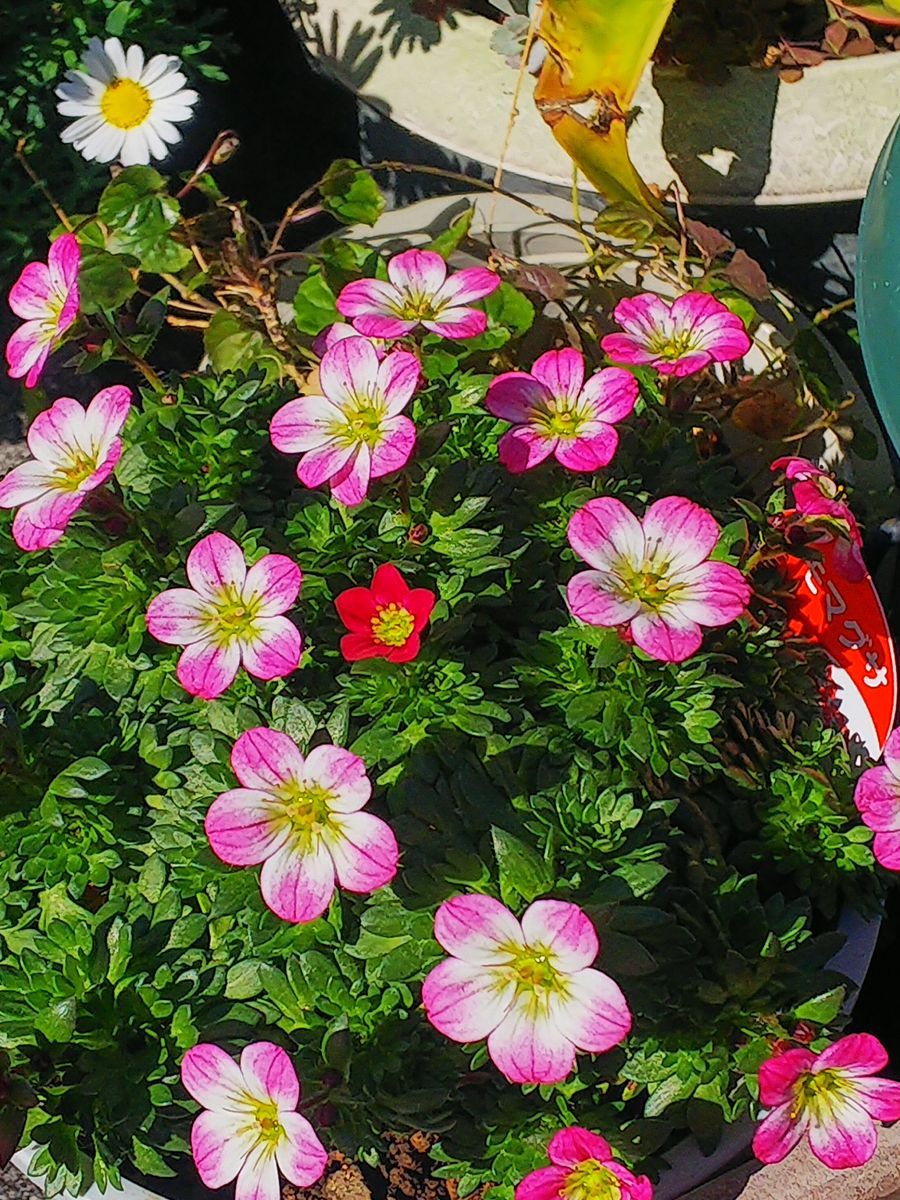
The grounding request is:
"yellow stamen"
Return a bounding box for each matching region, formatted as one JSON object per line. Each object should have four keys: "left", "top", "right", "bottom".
{"left": 207, "top": 586, "right": 263, "bottom": 644}
{"left": 100, "top": 79, "right": 152, "bottom": 130}
{"left": 253, "top": 1101, "right": 283, "bottom": 1145}
{"left": 563, "top": 1160, "right": 622, "bottom": 1200}
{"left": 371, "top": 603, "right": 415, "bottom": 647}
{"left": 55, "top": 450, "right": 99, "bottom": 491}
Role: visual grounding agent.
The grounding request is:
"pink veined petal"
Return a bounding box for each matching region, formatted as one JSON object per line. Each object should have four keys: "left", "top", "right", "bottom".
{"left": 487, "top": 997, "right": 578, "bottom": 1085}
{"left": 855, "top": 767, "right": 900, "bottom": 831}
{"left": 547, "top": 1127, "right": 613, "bottom": 1169}
{"left": 205, "top": 789, "right": 289, "bottom": 866}
{"left": 146, "top": 588, "right": 211, "bottom": 645}
{"left": 297, "top": 441, "right": 355, "bottom": 489}
{"left": 387, "top": 248, "right": 447, "bottom": 298}
{"left": 369, "top": 415, "right": 416, "bottom": 480}
{"left": 669, "top": 561, "right": 750, "bottom": 627}
{"left": 5, "top": 322, "right": 52, "bottom": 387}
{"left": 422, "top": 307, "right": 487, "bottom": 340}
{"left": 243, "top": 555, "right": 302, "bottom": 616}
{"left": 758, "top": 1049, "right": 816, "bottom": 1108}
{"left": 807, "top": 1097, "right": 878, "bottom": 1170}
{"left": 191, "top": 1110, "right": 255, "bottom": 1189}
{"left": 814, "top": 1034, "right": 889, "bottom": 1077}
{"left": 578, "top": 367, "right": 639, "bottom": 424}
{"left": 566, "top": 571, "right": 642, "bottom": 629}
{"left": 0, "top": 460, "right": 55, "bottom": 507}
{"left": 259, "top": 838, "right": 336, "bottom": 924}
{"left": 347, "top": 313, "right": 418, "bottom": 339}
{"left": 325, "top": 811, "right": 398, "bottom": 894}
{"left": 853, "top": 1076, "right": 900, "bottom": 1121}
{"left": 376, "top": 350, "right": 420, "bottom": 415}
{"left": 47, "top": 232, "right": 81, "bottom": 291}
{"left": 80, "top": 439, "right": 122, "bottom": 493}
{"left": 302, "top": 744, "right": 371, "bottom": 813}
{"left": 187, "top": 533, "right": 247, "bottom": 600}
{"left": 642, "top": 496, "right": 721, "bottom": 574}
{"left": 240, "top": 1042, "right": 299, "bottom": 1109}
{"left": 433, "top": 266, "right": 500, "bottom": 307}
{"left": 567, "top": 497, "right": 644, "bottom": 573}
{"left": 240, "top": 615, "right": 302, "bottom": 681}
{"left": 872, "top": 831, "right": 900, "bottom": 870}
{"left": 336, "top": 277, "right": 403, "bottom": 322}
{"left": 421, "top": 958, "right": 515, "bottom": 1043}
{"left": 520, "top": 900, "right": 598, "bottom": 971}
{"left": 752, "top": 1102, "right": 808, "bottom": 1165}
{"left": 177, "top": 638, "right": 242, "bottom": 700}
{"left": 319, "top": 337, "right": 381, "bottom": 408}
{"left": 498, "top": 427, "right": 556, "bottom": 474}
{"left": 275, "top": 1112, "right": 328, "bottom": 1187}
{"left": 659, "top": 351, "right": 714, "bottom": 378}
{"left": 530, "top": 349, "right": 585, "bottom": 403}
{"left": 549, "top": 967, "right": 632, "bottom": 1053}
{"left": 270, "top": 395, "right": 343, "bottom": 454}
{"left": 630, "top": 610, "right": 703, "bottom": 663}
{"left": 8, "top": 262, "right": 53, "bottom": 319}
{"left": 16, "top": 488, "right": 82, "bottom": 531}
{"left": 231, "top": 727, "right": 305, "bottom": 791}
{"left": 26, "top": 396, "right": 87, "bottom": 465}
{"left": 11, "top": 502, "right": 75, "bottom": 552}
{"left": 322, "top": 322, "right": 386, "bottom": 358}
{"left": 433, "top": 893, "right": 525, "bottom": 964}
{"left": 235, "top": 1143, "right": 281, "bottom": 1200}
{"left": 599, "top": 333, "right": 658, "bottom": 368}
{"left": 514, "top": 1165, "right": 571, "bottom": 1200}
{"left": 881, "top": 727, "right": 900, "bottom": 778}
{"left": 612, "top": 293, "right": 673, "bottom": 340}
{"left": 181, "top": 1042, "right": 247, "bottom": 1109}
{"left": 83, "top": 385, "right": 131, "bottom": 455}
{"left": 553, "top": 428, "right": 618, "bottom": 472}
{"left": 329, "top": 444, "right": 372, "bottom": 507}
{"left": 486, "top": 373, "right": 551, "bottom": 424}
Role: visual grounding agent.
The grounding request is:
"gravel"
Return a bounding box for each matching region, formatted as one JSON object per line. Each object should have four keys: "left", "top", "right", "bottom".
{"left": 0, "top": 1165, "right": 40, "bottom": 1199}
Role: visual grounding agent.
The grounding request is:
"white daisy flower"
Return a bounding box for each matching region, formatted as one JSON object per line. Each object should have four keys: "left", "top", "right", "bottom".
{"left": 55, "top": 37, "right": 199, "bottom": 167}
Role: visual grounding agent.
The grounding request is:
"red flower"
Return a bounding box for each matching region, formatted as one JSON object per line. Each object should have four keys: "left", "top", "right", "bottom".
{"left": 335, "top": 564, "right": 436, "bottom": 663}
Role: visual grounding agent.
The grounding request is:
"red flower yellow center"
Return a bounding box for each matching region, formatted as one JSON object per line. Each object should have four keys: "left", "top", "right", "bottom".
{"left": 563, "top": 1160, "right": 621, "bottom": 1200}
{"left": 371, "top": 603, "right": 415, "bottom": 647}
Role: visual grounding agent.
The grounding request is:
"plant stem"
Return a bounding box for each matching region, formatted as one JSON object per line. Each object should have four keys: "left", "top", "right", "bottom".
{"left": 99, "top": 314, "right": 167, "bottom": 393}
{"left": 15, "top": 141, "right": 72, "bottom": 230}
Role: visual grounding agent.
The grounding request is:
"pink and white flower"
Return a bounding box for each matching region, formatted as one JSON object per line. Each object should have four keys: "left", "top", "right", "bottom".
{"left": 146, "top": 533, "right": 302, "bottom": 700}
{"left": 205, "top": 726, "right": 398, "bottom": 924}
{"left": 516, "top": 1127, "right": 652, "bottom": 1200}
{"left": 181, "top": 1041, "right": 327, "bottom": 1200}
{"left": 6, "top": 233, "right": 80, "bottom": 388}
{"left": 854, "top": 727, "right": 900, "bottom": 870}
{"left": 753, "top": 1034, "right": 900, "bottom": 1170}
{"left": 269, "top": 338, "right": 419, "bottom": 507}
{"left": 601, "top": 291, "right": 751, "bottom": 378}
{"left": 336, "top": 248, "right": 500, "bottom": 340}
{"left": 313, "top": 322, "right": 386, "bottom": 359}
{"left": 772, "top": 456, "right": 865, "bottom": 581}
{"left": 486, "top": 349, "right": 638, "bottom": 474}
{"left": 566, "top": 496, "right": 750, "bottom": 663}
{"left": 422, "top": 895, "right": 631, "bottom": 1085}
{"left": 0, "top": 385, "right": 131, "bottom": 551}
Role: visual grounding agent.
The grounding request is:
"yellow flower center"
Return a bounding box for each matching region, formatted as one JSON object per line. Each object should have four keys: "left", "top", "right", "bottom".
{"left": 371, "top": 603, "right": 415, "bottom": 647}
{"left": 208, "top": 586, "right": 263, "bottom": 644}
{"left": 277, "top": 781, "right": 335, "bottom": 837}
{"left": 563, "top": 1160, "right": 622, "bottom": 1200}
{"left": 340, "top": 394, "right": 386, "bottom": 449}
{"left": 100, "top": 79, "right": 152, "bottom": 130}
{"left": 509, "top": 945, "right": 560, "bottom": 994}
{"left": 55, "top": 449, "right": 98, "bottom": 491}
{"left": 791, "top": 1069, "right": 853, "bottom": 1122}
{"left": 648, "top": 329, "right": 700, "bottom": 361}
{"left": 400, "top": 294, "right": 438, "bottom": 321}
{"left": 537, "top": 400, "right": 588, "bottom": 441}
{"left": 253, "top": 1101, "right": 283, "bottom": 1145}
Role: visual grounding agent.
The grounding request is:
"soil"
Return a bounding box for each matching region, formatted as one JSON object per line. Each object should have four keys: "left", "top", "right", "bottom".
{"left": 282, "top": 1134, "right": 477, "bottom": 1200}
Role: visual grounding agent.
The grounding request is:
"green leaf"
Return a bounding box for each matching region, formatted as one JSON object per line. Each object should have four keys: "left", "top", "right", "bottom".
{"left": 320, "top": 159, "right": 385, "bottom": 226}
{"left": 426, "top": 207, "right": 475, "bottom": 259}
{"left": 491, "top": 826, "right": 554, "bottom": 905}
{"left": 98, "top": 167, "right": 191, "bottom": 273}
{"left": 35, "top": 998, "right": 77, "bottom": 1042}
{"left": 131, "top": 1138, "right": 175, "bottom": 1178}
{"left": 292, "top": 272, "right": 339, "bottom": 335}
{"left": 483, "top": 282, "right": 534, "bottom": 337}
{"left": 204, "top": 310, "right": 283, "bottom": 382}
{"left": 226, "top": 961, "right": 263, "bottom": 1000}
{"left": 270, "top": 697, "right": 318, "bottom": 747}
{"left": 78, "top": 248, "right": 137, "bottom": 315}
{"left": 794, "top": 986, "right": 845, "bottom": 1024}
{"left": 105, "top": 2, "right": 132, "bottom": 35}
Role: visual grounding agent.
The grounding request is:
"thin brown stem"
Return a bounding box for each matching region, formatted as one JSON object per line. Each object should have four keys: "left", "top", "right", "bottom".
{"left": 160, "top": 273, "right": 218, "bottom": 311}
{"left": 15, "top": 140, "right": 72, "bottom": 229}
{"left": 175, "top": 129, "right": 240, "bottom": 201}
{"left": 99, "top": 314, "right": 166, "bottom": 393}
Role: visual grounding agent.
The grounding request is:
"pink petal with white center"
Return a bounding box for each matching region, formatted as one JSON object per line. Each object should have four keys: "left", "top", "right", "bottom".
{"left": 8, "top": 262, "right": 53, "bottom": 320}
{"left": 530, "top": 349, "right": 585, "bottom": 402}
{"left": 303, "top": 744, "right": 371, "bottom": 812}
{"left": 329, "top": 445, "right": 372, "bottom": 507}
{"left": 348, "top": 313, "right": 418, "bottom": 340}
{"left": 613, "top": 293, "right": 672, "bottom": 339}
{"left": 642, "top": 496, "right": 720, "bottom": 573}
{"left": 336, "top": 278, "right": 402, "bottom": 322}
{"left": 270, "top": 395, "right": 342, "bottom": 454}
{"left": 421, "top": 957, "right": 515, "bottom": 1042}
{"left": 0, "top": 460, "right": 55, "bottom": 507}
{"left": 881, "top": 728, "right": 900, "bottom": 777}
{"left": 487, "top": 998, "right": 577, "bottom": 1084}
{"left": 515, "top": 1165, "right": 571, "bottom": 1200}
{"left": 205, "top": 789, "right": 288, "bottom": 866}
{"left": 240, "top": 616, "right": 302, "bottom": 681}
{"left": 235, "top": 1145, "right": 280, "bottom": 1200}
{"left": 547, "top": 1126, "right": 613, "bottom": 1168}
{"left": 554, "top": 428, "right": 618, "bottom": 472}
{"left": 321, "top": 322, "right": 386, "bottom": 358}
{"left": 854, "top": 1077, "right": 900, "bottom": 1120}
{"left": 81, "top": 440, "right": 121, "bottom": 492}
{"left": 422, "top": 308, "right": 487, "bottom": 340}
{"left": 84, "top": 385, "right": 131, "bottom": 450}
{"left": 657, "top": 351, "right": 715, "bottom": 379}
{"left": 231, "top": 728, "right": 304, "bottom": 791}
{"left": 433, "top": 893, "right": 524, "bottom": 964}
{"left": 11, "top": 502, "right": 77, "bottom": 551}
{"left": 325, "top": 810, "right": 398, "bottom": 893}
{"left": 753, "top": 1102, "right": 808, "bottom": 1165}
{"left": 631, "top": 610, "right": 703, "bottom": 663}
{"left": 599, "top": 333, "right": 658, "bottom": 368}
{"left": 566, "top": 570, "right": 641, "bottom": 628}
{"left": 387, "top": 249, "right": 447, "bottom": 297}
{"left": 520, "top": 900, "right": 598, "bottom": 971}
{"left": 5, "top": 323, "right": 52, "bottom": 387}
{"left": 854, "top": 768, "right": 900, "bottom": 830}
{"left": 498, "top": 427, "right": 556, "bottom": 474}
{"left": 758, "top": 1049, "right": 816, "bottom": 1107}
{"left": 550, "top": 967, "right": 631, "bottom": 1053}
{"left": 486, "top": 373, "right": 550, "bottom": 423}
{"left": 376, "top": 350, "right": 420, "bottom": 415}
{"left": 275, "top": 1113, "right": 328, "bottom": 1187}
{"left": 243, "top": 555, "right": 302, "bottom": 616}
{"left": 191, "top": 1110, "right": 255, "bottom": 1189}
{"left": 369, "top": 415, "right": 416, "bottom": 479}
{"left": 808, "top": 1098, "right": 877, "bottom": 1169}
{"left": 177, "top": 638, "right": 241, "bottom": 700}
{"left": 433, "top": 267, "right": 500, "bottom": 307}
{"left": 567, "top": 497, "right": 644, "bottom": 573}
{"left": 47, "top": 233, "right": 81, "bottom": 292}
{"left": 26, "top": 396, "right": 86, "bottom": 464}
{"left": 187, "top": 532, "right": 247, "bottom": 600}
{"left": 240, "top": 1042, "right": 299, "bottom": 1109}
{"left": 320, "top": 337, "right": 381, "bottom": 407}
{"left": 580, "top": 367, "right": 639, "bottom": 423}
{"left": 672, "top": 561, "right": 750, "bottom": 627}
{"left": 873, "top": 831, "right": 900, "bottom": 870}
{"left": 146, "top": 588, "right": 210, "bottom": 645}
{"left": 181, "top": 1042, "right": 246, "bottom": 1108}
{"left": 814, "top": 1034, "right": 888, "bottom": 1077}
{"left": 260, "top": 838, "right": 336, "bottom": 924}
{"left": 297, "top": 441, "right": 355, "bottom": 489}
{"left": 16, "top": 488, "right": 83, "bottom": 534}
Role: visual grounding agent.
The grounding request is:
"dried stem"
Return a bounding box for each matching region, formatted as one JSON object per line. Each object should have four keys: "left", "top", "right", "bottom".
{"left": 15, "top": 140, "right": 72, "bottom": 230}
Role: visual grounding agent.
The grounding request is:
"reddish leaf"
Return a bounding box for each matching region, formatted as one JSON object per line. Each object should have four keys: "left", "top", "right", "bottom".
{"left": 510, "top": 263, "right": 569, "bottom": 301}
{"left": 685, "top": 219, "right": 735, "bottom": 262}
{"left": 723, "top": 250, "right": 772, "bottom": 301}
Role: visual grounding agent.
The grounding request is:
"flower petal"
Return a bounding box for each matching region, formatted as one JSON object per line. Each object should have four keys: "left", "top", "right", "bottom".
{"left": 47, "top": 232, "right": 81, "bottom": 291}
{"left": 8, "top": 262, "right": 53, "bottom": 319}
{"left": 182, "top": 1043, "right": 246, "bottom": 1109}
{"left": 177, "top": 638, "right": 241, "bottom": 700}
{"left": 433, "top": 893, "right": 524, "bottom": 964}
{"left": 335, "top": 585, "right": 378, "bottom": 632}
{"left": 486, "top": 373, "right": 550, "bottom": 424}
{"left": 5, "top": 323, "right": 51, "bottom": 386}
{"left": 550, "top": 967, "right": 631, "bottom": 1053}
{"left": 303, "top": 744, "right": 371, "bottom": 812}
{"left": 753, "top": 1102, "right": 808, "bottom": 1165}
{"left": 553, "top": 428, "right": 618, "bottom": 472}
{"left": 515, "top": 1166, "right": 571, "bottom": 1200}
{"left": 376, "top": 350, "right": 420, "bottom": 415}
{"left": 530, "top": 349, "right": 585, "bottom": 402}
{"left": 11, "top": 501, "right": 78, "bottom": 551}
{"left": 84, "top": 384, "right": 131, "bottom": 451}
{"left": 567, "top": 497, "right": 644, "bottom": 572}
{"left": 547, "top": 1127, "right": 612, "bottom": 1169}
{"left": 348, "top": 313, "right": 418, "bottom": 339}
{"left": 422, "top": 958, "right": 515, "bottom": 1042}
{"left": 630, "top": 610, "right": 703, "bottom": 663}
{"left": 600, "top": 333, "right": 657, "bottom": 368}
{"left": 566, "top": 570, "right": 641, "bottom": 628}
{"left": 487, "top": 999, "right": 577, "bottom": 1085}
{"left": 873, "top": 831, "right": 900, "bottom": 870}
{"left": 0, "top": 460, "right": 55, "bottom": 508}
{"left": 27, "top": 396, "right": 87, "bottom": 464}
{"left": 612, "top": 293, "right": 672, "bottom": 340}
{"left": 319, "top": 337, "right": 381, "bottom": 407}
{"left": 187, "top": 533, "right": 247, "bottom": 600}
{"left": 498, "top": 427, "right": 556, "bottom": 474}
{"left": 814, "top": 1034, "right": 889, "bottom": 1077}
{"left": 231, "top": 727, "right": 305, "bottom": 791}
{"left": 758, "top": 1049, "right": 816, "bottom": 1108}
{"left": 240, "top": 1042, "right": 299, "bottom": 1109}
{"left": 297, "top": 441, "right": 355, "bottom": 489}
{"left": 579, "top": 368, "right": 639, "bottom": 424}
{"left": 854, "top": 766, "right": 900, "bottom": 832}
{"left": 325, "top": 811, "right": 398, "bottom": 893}
{"left": 854, "top": 1077, "right": 900, "bottom": 1121}
{"left": 205, "top": 789, "right": 289, "bottom": 866}
{"left": 191, "top": 1110, "right": 255, "bottom": 1189}
{"left": 643, "top": 496, "right": 720, "bottom": 573}
{"left": 520, "top": 900, "right": 598, "bottom": 971}
{"left": 336, "top": 278, "right": 402, "bottom": 322}
{"left": 387, "top": 248, "right": 447, "bottom": 298}
{"left": 673, "top": 561, "right": 750, "bottom": 627}
{"left": 434, "top": 266, "right": 500, "bottom": 307}
{"left": 370, "top": 415, "right": 416, "bottom": 479}
{"left": 260, "top": 839, "right": 336, "bottom": 924}
{"left": 369, "top": 563, "right": 409, "bottom": 606}
{"left": 243, "top": 555, "right": 302, "bottom": 616}
{"left": 881, "top": 727, "right": 900, "bottom": 777}
{"left": 422, "top": 307, "right": 487, "bottom": 340}
{"left": 235, "top": 1144, "right": 280, "bottom": 1200}
{"left": 270, "top": 395, "right": 343, "bottom": 454}
{"left": 807, "top": 1097, "right": 877, "bottom": 1170}
{"left": 329, "top": 444, "right": 372, "bottom": 507}
{"left": 240, "top": 615, "right": 302, "bottom": 681}
{"left": 275, "top": 1113, "right": 328, "bottom": 1187}
{"left": 146, "top": 588, "right": 210, "bottom": 645}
